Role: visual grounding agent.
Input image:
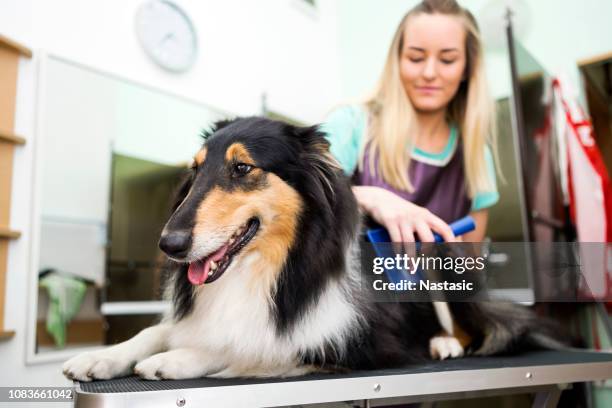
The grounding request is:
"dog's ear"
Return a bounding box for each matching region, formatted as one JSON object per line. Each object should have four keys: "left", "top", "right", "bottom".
{"left": 292, "top": 125, "right": 332, "bottom": 156}
{"left": 292, "top": 125, "right": 341, "bottom": 174}
{"left": 290, "top": 125, "right": 342, "bottom": 216}
{"left": 199, "top": 118, "right": 238, "bottom": 142}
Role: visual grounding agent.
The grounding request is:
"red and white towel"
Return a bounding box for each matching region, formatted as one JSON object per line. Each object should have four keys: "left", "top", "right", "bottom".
{"left": 551, "top": 76, "right": 612, "bottom": 300}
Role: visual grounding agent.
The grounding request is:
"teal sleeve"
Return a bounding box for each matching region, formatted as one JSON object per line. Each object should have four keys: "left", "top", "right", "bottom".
{"left": 471, "top": 146, "right": 500, "bottom": 211}
{"left": 319, "top": 105, "right": 366, "bottom": 176}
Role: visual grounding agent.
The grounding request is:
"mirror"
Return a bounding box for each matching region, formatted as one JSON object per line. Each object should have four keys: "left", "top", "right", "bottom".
{"left": 32, "top": 56, "right": 230, "bottom": 357}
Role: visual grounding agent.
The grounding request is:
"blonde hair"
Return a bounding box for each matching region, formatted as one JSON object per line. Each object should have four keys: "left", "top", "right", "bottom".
{"left": 362, "top": 0, "right": 497, "bottom": 198}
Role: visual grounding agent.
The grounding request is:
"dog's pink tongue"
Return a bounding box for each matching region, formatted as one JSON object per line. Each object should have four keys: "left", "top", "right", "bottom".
{"left": 187, "top": 260, "right": 209, "bottom": 286}
{"left": 187, "top": 244, "right": 230, "bottom": 285}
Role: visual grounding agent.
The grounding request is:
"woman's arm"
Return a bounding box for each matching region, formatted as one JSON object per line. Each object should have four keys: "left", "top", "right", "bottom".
{"left": 352, "top": 185, "right": 456, "bottom": 243}
{"left": 462, "top": 209, "right": 488, "bottom": 242}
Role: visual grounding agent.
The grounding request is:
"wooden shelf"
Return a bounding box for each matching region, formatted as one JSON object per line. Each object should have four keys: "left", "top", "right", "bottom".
{"left": 0, "top": 34, "right": 32, "bottom": 58}
{"left": 0, "top": 129, "right": 25, "bottom": 145}
{"left": 0, "top": 330, "right": 15, "bottom": 341}
{"left": 0, "top": 33, "right": 29, "bottom": 337}
{"left": 0, "top": 228, "right": 20, "bottom": 239}
{"left": 578, "top": 51, "right": 612, "bottom": 67}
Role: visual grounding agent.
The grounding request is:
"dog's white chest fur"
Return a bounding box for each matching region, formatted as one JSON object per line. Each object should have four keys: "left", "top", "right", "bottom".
{"left": 167, "top": 253, "right": 363, "bottom": 375}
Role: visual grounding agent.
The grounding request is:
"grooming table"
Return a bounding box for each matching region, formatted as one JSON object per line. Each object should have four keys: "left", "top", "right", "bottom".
{"left": 74, "top": 350, "right": 612, "bottom": 408}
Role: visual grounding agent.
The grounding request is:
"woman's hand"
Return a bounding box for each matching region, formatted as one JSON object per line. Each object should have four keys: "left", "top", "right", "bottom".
{"left": 352, "top": 186, "right": 456, "bottom": 243}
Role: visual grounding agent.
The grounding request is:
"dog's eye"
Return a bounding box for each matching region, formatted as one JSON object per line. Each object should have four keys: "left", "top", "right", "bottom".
{"left": 233, "top": 163, "right": 253, "bottom": 177}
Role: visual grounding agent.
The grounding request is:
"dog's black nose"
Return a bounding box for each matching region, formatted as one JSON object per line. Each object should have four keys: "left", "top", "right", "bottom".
{"left": 159, "top": 230, "right": 192, "bottom": 257}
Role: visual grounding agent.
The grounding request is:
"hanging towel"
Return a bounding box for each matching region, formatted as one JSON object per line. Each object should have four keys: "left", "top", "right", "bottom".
{"left": 39, "top": 271, "right": 87, "bottom": 348}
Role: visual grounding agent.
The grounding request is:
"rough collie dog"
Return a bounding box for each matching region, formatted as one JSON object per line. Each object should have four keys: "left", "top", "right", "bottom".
{"left": 63, "top": 117, "right": 563, "bottom": 381}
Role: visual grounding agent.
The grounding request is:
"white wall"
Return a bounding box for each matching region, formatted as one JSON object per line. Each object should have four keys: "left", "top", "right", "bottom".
{"left": 3, "top": 0, "right": 343, "bottom": 121}
{"left": 0, "top": 0, "right": 344, "bottom": 396}
{"left": 33, "top": 0, "right": 342, "bottom": 122}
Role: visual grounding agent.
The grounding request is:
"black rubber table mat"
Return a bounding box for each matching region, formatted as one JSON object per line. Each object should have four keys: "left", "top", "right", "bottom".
{"left": 79, "top": 350, "right": 612, "bottom": 394}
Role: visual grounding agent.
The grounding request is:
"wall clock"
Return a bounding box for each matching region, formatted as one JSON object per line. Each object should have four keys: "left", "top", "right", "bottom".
{"left": 135, "top": 0, "right": 198, "bottom": 73}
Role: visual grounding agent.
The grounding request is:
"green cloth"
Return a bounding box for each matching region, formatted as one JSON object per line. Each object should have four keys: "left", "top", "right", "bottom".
{"left": 39, "top": 272, "right": 87, "bottom": 348}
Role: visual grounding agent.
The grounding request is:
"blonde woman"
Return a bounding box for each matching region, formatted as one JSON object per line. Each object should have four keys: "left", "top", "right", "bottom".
{"left": 323, "top": 0, "right": 498, "bottom": 243}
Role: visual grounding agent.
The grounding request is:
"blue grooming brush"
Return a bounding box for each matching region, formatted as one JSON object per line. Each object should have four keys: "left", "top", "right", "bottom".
{"left": 366, "top": 215, "right": 475, "bottom": 244}
{"left": 366, "top": 215, "right": 476, "bottom": 284}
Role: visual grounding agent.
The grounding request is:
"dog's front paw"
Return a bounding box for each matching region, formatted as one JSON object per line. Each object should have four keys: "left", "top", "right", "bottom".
{"left": 429, "top": 335, "right": 464, "bottom": 360}
{"left": 63, "top": 350, "right": 133, "bottom": 382}
{"left": 134, "top": 350, "right": 211, "bottom": 380}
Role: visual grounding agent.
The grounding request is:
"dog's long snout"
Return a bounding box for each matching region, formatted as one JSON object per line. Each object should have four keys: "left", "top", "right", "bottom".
{"left": 159, "top": 230, "right": 192, "bottom": 258}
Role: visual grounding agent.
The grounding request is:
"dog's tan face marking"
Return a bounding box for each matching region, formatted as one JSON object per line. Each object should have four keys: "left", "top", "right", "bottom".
{"left": 225, "top": 143, "right": 253, "bottom": 165}
{"left": 192, "top": 140, "right": 302, "bottom": 290}
{"left": 194, "top": 148, "right": 207, "bottom": 166}
{"left": 244, "top": 174, "right": 302, "bottom": 292}
{"left": 193, "top": 178, "right": 302, "bottom": 290}
{"left": 224, "top": 142, "right": 264, "bottom": 180}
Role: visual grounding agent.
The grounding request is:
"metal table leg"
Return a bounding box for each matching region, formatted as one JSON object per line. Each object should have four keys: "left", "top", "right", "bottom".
{"left": 532, "top": 385, "right": 563, "bottom": 408}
